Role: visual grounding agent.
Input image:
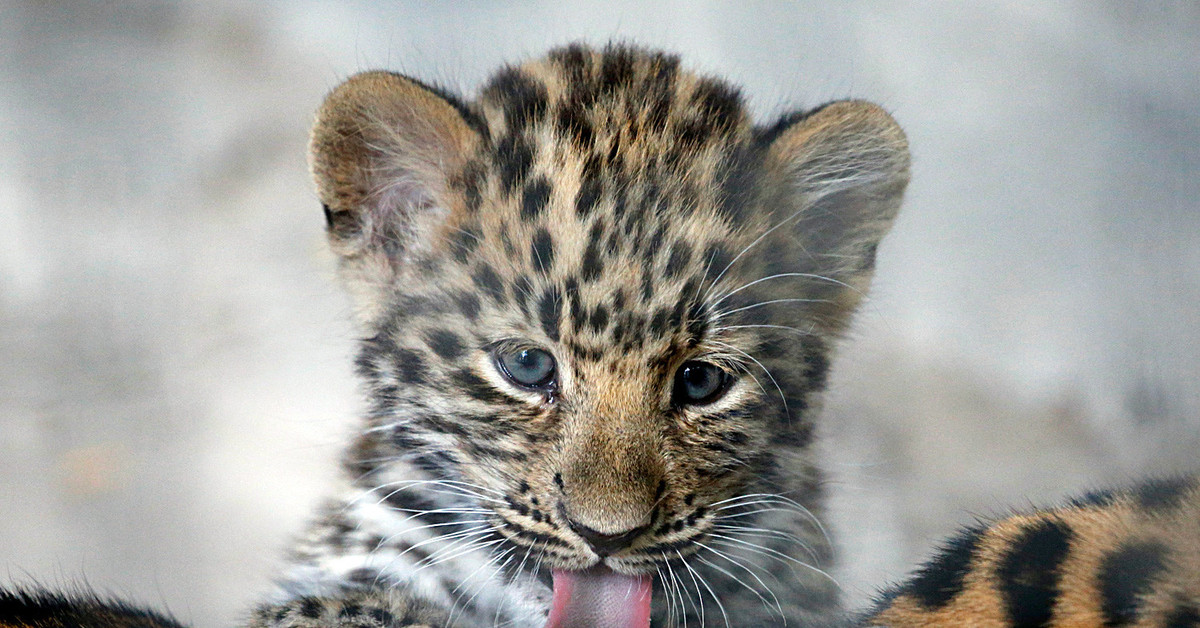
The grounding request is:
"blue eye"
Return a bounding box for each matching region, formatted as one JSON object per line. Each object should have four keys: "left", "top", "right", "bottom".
{"left": 673, "top": 361, "right": 730, "bottom": 405}
{"left": 496, "top": 347, "right": 557, "bottom": 388}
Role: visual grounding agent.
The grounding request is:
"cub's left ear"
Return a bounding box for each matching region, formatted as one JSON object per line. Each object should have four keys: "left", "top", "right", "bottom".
{"left": 760, "top": 101, "right": 910, "bottom": 328}
{"left": 309, "top": 71, "right": 483, "bottom": 321}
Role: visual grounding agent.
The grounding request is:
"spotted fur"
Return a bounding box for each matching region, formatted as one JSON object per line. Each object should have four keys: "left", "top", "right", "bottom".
{"left": 250, "top": 43, "right": 908, "bottom": 627}
{"left": 863, "top": 477, "right": 1200, "bottom": 628}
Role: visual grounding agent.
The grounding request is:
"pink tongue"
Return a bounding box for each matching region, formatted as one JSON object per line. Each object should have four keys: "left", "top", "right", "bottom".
{"left": 546, "top": 566, "right": 652, "bottom": 628}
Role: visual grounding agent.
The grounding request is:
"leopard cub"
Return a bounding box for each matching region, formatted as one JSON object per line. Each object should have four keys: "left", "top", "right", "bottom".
{"left": 249, "top": 43, "right": 908, "bottom": 627}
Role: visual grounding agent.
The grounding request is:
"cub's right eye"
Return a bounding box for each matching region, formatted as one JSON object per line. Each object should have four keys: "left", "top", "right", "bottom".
{"left": 494, "top": 347, "right": 557, "bottom": 389}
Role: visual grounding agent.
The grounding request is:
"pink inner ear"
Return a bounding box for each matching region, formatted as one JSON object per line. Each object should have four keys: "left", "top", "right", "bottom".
{"left": 312, "top": 71, "right": 476, "bottom": 262}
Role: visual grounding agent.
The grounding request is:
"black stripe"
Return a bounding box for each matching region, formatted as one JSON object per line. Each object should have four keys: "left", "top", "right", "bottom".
{"left": 997, "top": 519, "right": 1074, "bottom": 627}
{"left": 1099, "top": 540, "right": 1169, "bottom": 626}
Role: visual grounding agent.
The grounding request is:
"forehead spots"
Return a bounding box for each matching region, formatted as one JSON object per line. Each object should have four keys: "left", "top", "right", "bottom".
{"left": 538, "top": 287, "right": 562, "bottom": 342}
{"left": 494, "top": 135, "right": 534, "bottom": 195}
{"left": 556, "top": 102, "right": 594, "bottom": 150}
{"left": 472, "top": 264, "right": 508, "bottom": 305}
{"left": 575, "top": 177, "right": 602, "bottom": 217}
{"left": 587, "top": 305, "right": 609, "bottom": 334}
{"left": 579, "top": 227, "right": 605, "bottom": 282}
{"left": 521, "top": 177, "right": 552, "bottom": 220}
{"left": 424, "top": 328, "right": 466, "bottom": 361}
{"left": 530, "top": 228, "right": 554, "bottom": 274}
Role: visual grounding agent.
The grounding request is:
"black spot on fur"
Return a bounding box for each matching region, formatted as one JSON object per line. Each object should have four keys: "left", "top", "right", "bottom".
{"left": 453, "top": 292, "right": 481, "bottom": 322}
{"left": 371, "top": 607, "right": 399, "bottom": 625}
{"left": 424, "top": 329, "right": 464, "bottom": 362}
{"left": 1164, "top": 603, "right": 1200, "bottom": 628}
{"left": 996, "top": 519, "right": 1073, "bottom": 627}
{"left": 665, "top": 241, "right": 692, "bottom": 278}
{"left": 642, "top": 224, "right": 666, "bottom": 267}
{"left": 1135, "top": 476, "right": 1194, "bottom": 512}
{"left": 576, "top": 176, "right": 602, "bottom": 217}
{"left": 391, "top": 348, "right": 427, "bottom": 385}
{"left": 483, "top": 67, "right": 548, "bottom": 131}
{"left": 685, "top": 298, "right": 708, "bottom": 341}
{"left": 649, "top": 307, "right": 671, "bottom": 337}
{"left": 539, "top": 288, "right": 562, "bottom": 342}
{"left": 676, "top": 119, "right": 713, "bottom": 148}
{"left": 557, "top": 102, "right": 594, "bottom": 149}
{"left": 589, "top": 305, "right": 609, "bottom": 333}
{"left": 531, "top": 228, "right": 555, "bottom": 274}
{"left": 692, "top": 77, "right": 742, "bottom": 134}
{"left": 702, "top": 244, "right": 732, "bottom": 283}
{"left": 549, "top": 43, "right": 590, "bottom": 82}
{"left": 567, "top": 288, "right": 586, "bottom": 331}
{"left": 611, "top": 290, "right": 626, "bottom": 314}
{"left": 580, "top": 239, "right": 604, "bottom": 283}
{"left": 495, "top": 134, "right": 534, "bottom": 194}
{"left": 904, "top": 525, "right": 985, "bottom": 609}
{"left": 803, "top": 347, "right": 831, "bottom": 392}
{"left": 448, "top": 371, "right": 503, "bottom": 407}
{"left": 513, "top": 274, "right": 534, "bottom": 317}
{"left": 599, "top": 45, "right": 635, "bottom": 94}
{"left": 1099, "top": 541, "right": 1168, "bottom": 626}
{"left": 522, "top": 177, "right": 552, "bottom": 220}
{"left": 1072, "top": 487, "right": 1119, "bottom": 508}
{"left": 472, "top": 264, "right": 508, "bottom": 305}
{"left": 299, "top": 598, "right": 322, "bottom": 618}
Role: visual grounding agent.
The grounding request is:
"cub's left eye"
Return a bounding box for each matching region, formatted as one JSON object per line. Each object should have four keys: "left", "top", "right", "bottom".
{"left": 495, "top": 347, "right": 557, "bottom": 389}
{"left": 673, "top": 361, "right": 732, "bottom": 406}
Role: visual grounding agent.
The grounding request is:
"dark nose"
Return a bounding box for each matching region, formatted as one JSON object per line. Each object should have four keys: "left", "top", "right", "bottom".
{"left": 562, "top": 506, "right": 653, "bottom": 556}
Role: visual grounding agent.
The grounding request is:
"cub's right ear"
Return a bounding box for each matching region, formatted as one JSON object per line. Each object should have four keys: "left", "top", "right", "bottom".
{"left": 310, "top": 72, "right": 483, "bottom": 315}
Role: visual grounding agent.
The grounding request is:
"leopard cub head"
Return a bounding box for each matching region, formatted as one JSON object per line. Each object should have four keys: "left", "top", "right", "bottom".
{"left": 310, "top": 44, "right": 908, "bottom": 577}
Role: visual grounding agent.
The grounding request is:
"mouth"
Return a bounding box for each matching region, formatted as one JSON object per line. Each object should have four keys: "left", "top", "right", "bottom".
{"left": 546, "top": 564, "right": 653, "bottom": 628}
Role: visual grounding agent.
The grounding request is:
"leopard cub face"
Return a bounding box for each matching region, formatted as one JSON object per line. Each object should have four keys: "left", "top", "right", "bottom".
{"left": 310, "top": 43, "right": 907, "bottom": 606}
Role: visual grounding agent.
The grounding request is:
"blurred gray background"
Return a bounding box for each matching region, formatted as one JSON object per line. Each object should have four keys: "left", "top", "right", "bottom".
{"left": 1, "top": 2, "right": 1197, "bottom": 626}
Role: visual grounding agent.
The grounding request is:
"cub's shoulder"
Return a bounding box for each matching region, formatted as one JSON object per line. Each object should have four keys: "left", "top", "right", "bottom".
{"left": 863, "top": 476, "right": 1200, "bottom": 627}
{"left": 0, "top": 587, "right": 185, "bottom": 628}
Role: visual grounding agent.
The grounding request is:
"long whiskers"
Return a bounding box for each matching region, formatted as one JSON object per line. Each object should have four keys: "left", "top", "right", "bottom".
{"left": 678, "top": 549, "right": 730, "bottom": 628}
{"left": 711, "top": 272, "right": 860, "bottom": 311}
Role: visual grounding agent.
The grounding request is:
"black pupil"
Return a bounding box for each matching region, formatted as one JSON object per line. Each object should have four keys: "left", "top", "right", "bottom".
{"left": 502, "top": 349, "right": 554, "bottom": 386}
{"left": 679, "top": 362, "right": 724, "bottom": 402}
